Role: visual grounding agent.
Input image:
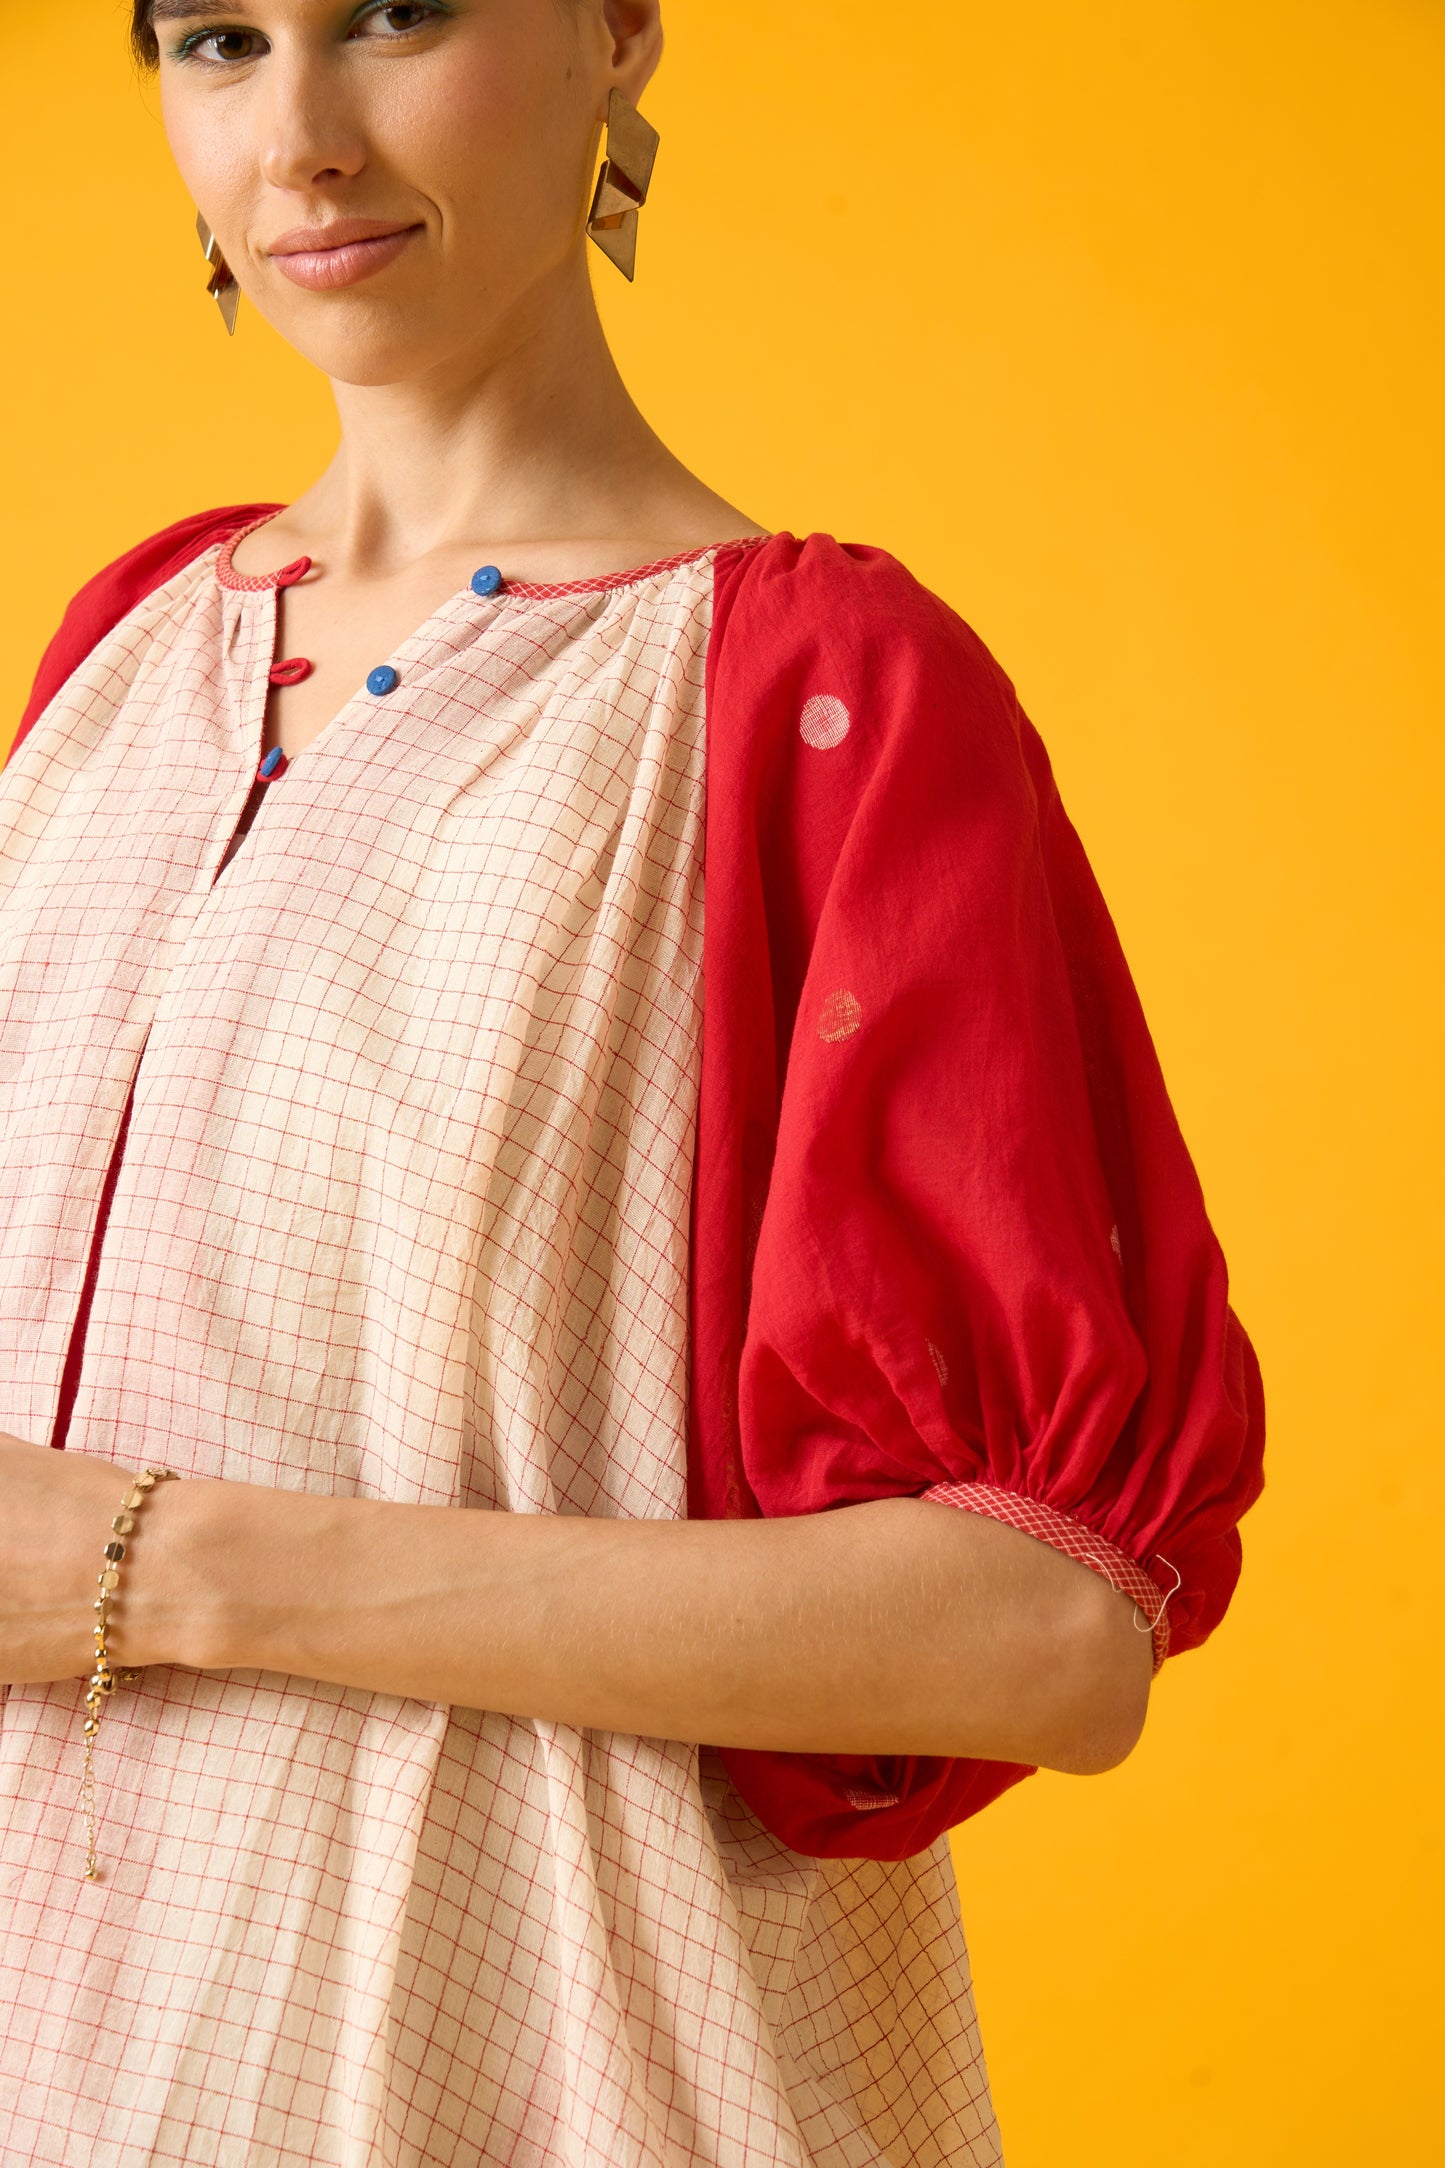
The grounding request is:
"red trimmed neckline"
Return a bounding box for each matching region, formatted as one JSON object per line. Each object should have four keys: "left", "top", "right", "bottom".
{"left": 215, "top": 512, "right": 772, "bottom": 600}
{"left": 215, "top": 517, "right": 312, "bottom": 593}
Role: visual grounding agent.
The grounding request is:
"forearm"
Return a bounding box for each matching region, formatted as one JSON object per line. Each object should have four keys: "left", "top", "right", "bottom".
{"left": 143, "top": 1481, "right": 1153, "bottom": 1774}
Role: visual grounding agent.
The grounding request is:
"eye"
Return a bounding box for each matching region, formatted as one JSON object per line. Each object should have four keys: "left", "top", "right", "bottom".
{"left": 174, "top": 27, "right": 267, "bottom": 67}
{"left": 352, "top": 3, "right": 448, "bottom": 35}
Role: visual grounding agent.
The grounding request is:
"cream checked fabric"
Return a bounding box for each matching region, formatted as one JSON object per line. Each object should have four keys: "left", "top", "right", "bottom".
{"left": 0, "top": 541, "right": 1001, "bottom": 2166}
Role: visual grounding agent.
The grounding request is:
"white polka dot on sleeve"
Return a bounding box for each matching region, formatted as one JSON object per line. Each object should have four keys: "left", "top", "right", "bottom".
{"left": 799, "top": 694, "right": 851, "bottom": 749}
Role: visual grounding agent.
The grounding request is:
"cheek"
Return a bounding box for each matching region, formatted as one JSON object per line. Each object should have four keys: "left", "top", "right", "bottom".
{"left": 390, "top": 51, "right": 595, "bottom": 250}
{"left": 159, "top": 82, "right": 254, "bottom": 233}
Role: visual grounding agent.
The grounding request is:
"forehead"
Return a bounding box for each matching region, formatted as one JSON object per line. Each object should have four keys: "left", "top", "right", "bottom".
{"left": 146, "top": 1, "right": 345, "bottom": 18}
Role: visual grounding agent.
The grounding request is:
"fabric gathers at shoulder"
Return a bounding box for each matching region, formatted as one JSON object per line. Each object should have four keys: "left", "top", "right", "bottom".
{"left": 10, "top": 503, "right": 284, "bottom": 758}
{"left": 694, "top": 532, "right": 1266, "bottom": 1859}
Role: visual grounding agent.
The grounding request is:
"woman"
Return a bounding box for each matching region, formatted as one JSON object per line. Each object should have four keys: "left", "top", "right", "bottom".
{"left": 0, "top": 2, "right": 1265, "bottom": 2162}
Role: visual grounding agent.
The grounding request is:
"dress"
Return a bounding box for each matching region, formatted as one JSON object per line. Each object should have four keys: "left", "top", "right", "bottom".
{"left": 0, "top": 512, "right": 1265, "bottom": 2165}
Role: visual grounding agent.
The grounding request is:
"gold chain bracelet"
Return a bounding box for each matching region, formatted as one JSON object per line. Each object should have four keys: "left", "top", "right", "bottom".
{"left": 81, "top": 1466, "right": 179, "bottom": 1883}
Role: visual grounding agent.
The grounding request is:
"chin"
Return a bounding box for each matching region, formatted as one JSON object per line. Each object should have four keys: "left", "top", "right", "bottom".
{"left": 259, "top": 260, "right": 561, "bottom": 389}
{"left": 260, "top": 299, "right": 464, "bottom": 389}
{"left": 310, "top": 341, "right": 454, "bottom": 389}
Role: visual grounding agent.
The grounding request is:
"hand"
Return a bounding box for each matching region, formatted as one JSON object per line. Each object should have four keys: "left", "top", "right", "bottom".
{"left": 0, "top": 1434, "right": 175, "bottom": 1686}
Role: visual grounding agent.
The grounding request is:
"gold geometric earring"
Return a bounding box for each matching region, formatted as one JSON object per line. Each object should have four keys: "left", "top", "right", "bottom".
{"left": 586, "top": 88, "right": 661, "bottom": 282}
{"left": 195, "top": 212, "right": 241, "bottom": 335}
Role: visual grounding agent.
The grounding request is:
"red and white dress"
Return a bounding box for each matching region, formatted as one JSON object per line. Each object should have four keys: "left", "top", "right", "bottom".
{"left": 0, "top": 510, "right": 1265, "bottom": 2166}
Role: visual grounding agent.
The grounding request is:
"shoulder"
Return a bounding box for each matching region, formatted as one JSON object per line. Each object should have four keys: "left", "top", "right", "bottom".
{"left": 701, "top": 534, "right": 1061, "bottom": 991}
{"left": 13, "top": 503, "right": 280, "bottom": 756}
{"left": 708, "top": 530, "right": 1040, "bottom": 818}
{"left": 709, "top": 531, "right": 1025, "bottom": 782}
{"left": 712, "top": 532, "right": 1018, "bottom": 707}
{"left": 47, "top": 502, "right": 279, "bottom": 644}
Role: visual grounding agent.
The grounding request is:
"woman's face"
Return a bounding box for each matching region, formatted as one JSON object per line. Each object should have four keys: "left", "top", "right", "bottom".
{"left": 154, "top": 0, "right": 656, "bottom": 385}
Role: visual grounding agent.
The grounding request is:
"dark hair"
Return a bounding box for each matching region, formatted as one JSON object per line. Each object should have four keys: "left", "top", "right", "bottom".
{"left": 131, "top": 3, "right": 159, "bottom": 69}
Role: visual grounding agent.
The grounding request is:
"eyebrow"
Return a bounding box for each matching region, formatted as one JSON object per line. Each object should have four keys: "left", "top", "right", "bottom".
{"left": 147, "top": 1, "right": 245, "bottom": 20}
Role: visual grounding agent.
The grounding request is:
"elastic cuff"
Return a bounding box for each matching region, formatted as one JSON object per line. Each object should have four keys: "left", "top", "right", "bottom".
{"left": 920, "top": 1480, "right": 1178, "bottom": 1674}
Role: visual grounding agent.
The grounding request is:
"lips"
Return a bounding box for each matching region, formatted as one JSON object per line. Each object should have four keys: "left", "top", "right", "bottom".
{"left": 267, "top": 219, "right": 422, "bottom": 293}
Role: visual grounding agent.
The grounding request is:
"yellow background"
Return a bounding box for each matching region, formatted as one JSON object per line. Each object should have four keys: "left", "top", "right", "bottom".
{"left": 4, "top": 3, "right": 1441, "bottom": 2159}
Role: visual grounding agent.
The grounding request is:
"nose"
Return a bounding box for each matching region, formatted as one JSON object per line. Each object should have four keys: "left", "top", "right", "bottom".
{"left": 256, "top": 57, "right": 368, "bottom": 195}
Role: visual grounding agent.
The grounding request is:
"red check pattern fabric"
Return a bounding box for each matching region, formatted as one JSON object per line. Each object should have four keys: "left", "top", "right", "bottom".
{"left": 0, "top": 536, "right": 1002, "bottom": 2166}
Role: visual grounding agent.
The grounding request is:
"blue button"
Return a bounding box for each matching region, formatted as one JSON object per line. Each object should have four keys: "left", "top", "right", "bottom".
{"left": 471, "top": 565, "right": 505, "bottom": 598}
{"left": 367, "top": 665, "right": 400, "bottom": 697}
{"left": 258, "top": 746, "right": 287, "bottom": 780}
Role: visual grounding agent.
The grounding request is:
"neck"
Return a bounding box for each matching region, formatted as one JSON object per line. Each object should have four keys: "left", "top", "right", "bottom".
{"left": 292, "top": 249, "right": 694, "bottom": 576}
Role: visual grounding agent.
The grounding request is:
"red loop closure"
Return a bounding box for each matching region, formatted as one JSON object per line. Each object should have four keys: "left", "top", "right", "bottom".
{"left": 274, "top": 556, "right": 313, "bottom": 591}
{"left": 268, "top": 656, "right": 314, "bottom": 687}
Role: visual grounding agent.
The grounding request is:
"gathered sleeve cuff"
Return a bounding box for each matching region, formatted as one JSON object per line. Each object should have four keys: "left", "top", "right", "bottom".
{"left": 920, "top": 1481, "right": 1177, "bottom": 1673}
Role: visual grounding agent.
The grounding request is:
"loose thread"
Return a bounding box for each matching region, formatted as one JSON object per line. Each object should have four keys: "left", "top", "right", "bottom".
{"left": 1133, "top": 1554, "right": 1183, "bottom": 1637}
